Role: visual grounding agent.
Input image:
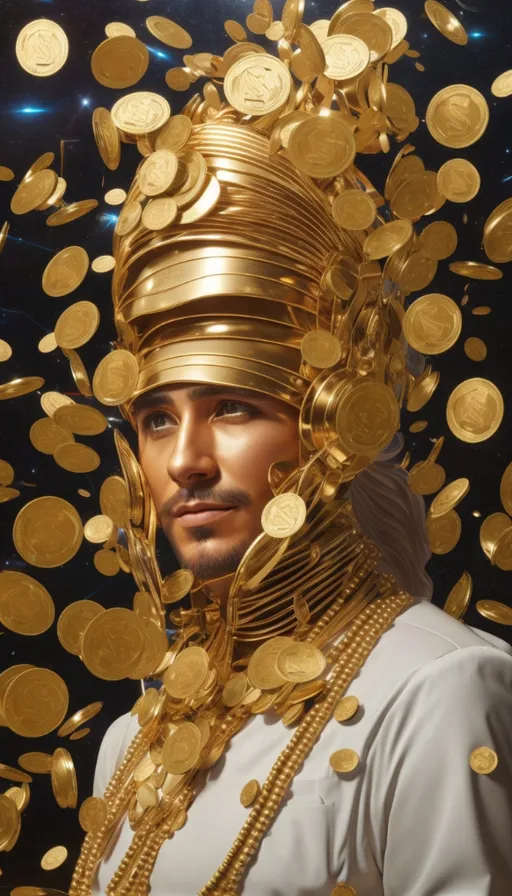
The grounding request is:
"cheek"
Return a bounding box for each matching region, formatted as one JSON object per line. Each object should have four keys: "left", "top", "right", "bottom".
{"left": 139, "top": 441, "right": 168, "bottom": 512}
{"left": 220, "top": 424, "right": 299, "bottom": 496}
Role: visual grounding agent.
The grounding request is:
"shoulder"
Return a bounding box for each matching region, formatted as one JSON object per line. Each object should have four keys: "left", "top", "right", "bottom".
{"left": 93, "top": 710, "right": 140, "bottom": 797}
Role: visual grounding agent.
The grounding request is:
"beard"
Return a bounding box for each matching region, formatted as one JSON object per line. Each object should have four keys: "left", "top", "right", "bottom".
{"left": 163, "top": 521, "right": 254, "bottom": 581}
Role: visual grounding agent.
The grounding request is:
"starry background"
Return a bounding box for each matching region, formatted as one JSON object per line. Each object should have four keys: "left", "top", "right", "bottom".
{"left": 1, "top": 0, "right": 512, "bottom": 891}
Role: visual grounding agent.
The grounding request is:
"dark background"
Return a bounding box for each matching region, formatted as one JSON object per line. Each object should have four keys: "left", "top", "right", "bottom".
{"left": 1, "top": 0, "right": 512, "bottom": 890}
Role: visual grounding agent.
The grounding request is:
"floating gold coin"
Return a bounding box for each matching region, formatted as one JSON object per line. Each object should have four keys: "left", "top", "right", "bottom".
{"left": 429, "top": 478, "right": 470, "bottom": 519}
{"left": 104, "top": 188, "right": 126, "bottom": 205}
{"left": 91, "top": 255, "right": 115, "bottom": 273}
{"left": 92, "top": 349, "right": 139, "bottom": 405}
{"left": 57, "top": 601, "right": 104, "bottom": 656}
{"left": 161, "top": 568, "right": 194, "bottom": 603}
{"left": 38, "top": 332, "right": 58, "bottom": 354}
{"left": 248, "top": 636, "right": 293, "bottom": 690}
{"left": 275, "top": 642, "right": 326, "bottom": 683}
{"left": 162, "top": 722, "right": 202, "bottom": 774}
{"left": 224, "top": 53, "right": 292, "bottom": 115}
{"left": 491, "top": 525, "right": 512, "bottom": 571}
{"left": 483, "top": 197, "right": 512, "bottom": 263}
{"left": 0, "top": 486, "right": 20, "bottom": 503}
{"left": 0, "top": 764, "right": 32, "bottom": 784}
{"left": 58, "top": 701, "right": 103, "bottom": 737}
{"left": 105, "top": 22, "right": 136, "bottom": 38}
{"left": 42, "top": 246, "right": 89, "bottom": 297}
{"left": 82, "top": 608, "right": 147, "bottom": 680}
{"left": 142, "top": 196, "right": 178, "bottom": 230}
{"left": 301, "top": 330, "right": 341, "bottom": 369}
{"left": 446, "top": 378, "right": 503, "bottom": 443}
{"left": 53, "top": 442, "right": 100, "bottom": 473}
{"left": 23, "top": 152, "right": 55, "bottom": 180}
{"left": 16, "top": 19, "right": 69, "bottom": 76}
{"left": 403, "top": 293, "right": 462, "bottom": 355}
{"left": 155, "top": 115, "right": 193, "bottom": 153}
{"left": 426, "top": 84, "right": 489, "bottom": 148}
{"left": 419, "top": 220, "right": 458, "bottom": 260}
{"left": 500, "top": 461, "right": 512, "bottom": 517}
{"left": 469, "top": 746, "right": 498, "bottom": 775}
{"left": 288, "top": 116, "right": 356, "bottom": 178}
{"left": 54, "top": 300, "right": 100, "bottom": 350}
{"left": 332, "top": 190, "right": 376, "bottom": 230}
{"left": 84, "top": 515, "right": 114, "bottom": 544}
{"left": 50, "top": 747, "right": 77, "bottom": 808}
{"left": 79, "top": 795, "right": 108, "bottom": 832}
{"left": 0, "top": 166, "right": 15, "bottom": 181}
{"left": 437, "top": 158, "right": 480, "bottom": 203}
{"left": 165, "top": 67, "right": 191, "bottom": 91}
{"left": 424, "top": 0, "right": 468, "bottom": 46}
{"left": 0, "top": 794, "right": 20, "bottom": 850}
{"left": 146, "top": 15, "right": 193, "bottom": 48}
{"left": 331, "top": 884, "right": 357, "bottom": 896}
{"left": 54, "top": 404, "right": 106, "bottom": 436}
{"left": 70, "top": 726, "right": 90, "bottom": 740}
{"left": 0, "top": 459, "right": 14, "bottom": 485}
{"left": 450, "top": 260, "right": 503, "bottom": 280}
{"left": 91, "top": 36, "right": 149, "bottom": 88}
{"left": 115, "top": 200, "right": 142, "bottom": 236}
{"left": 11, "top": 169, "right": 58, "bottom": 215}
{"left": 464, "top": 337, "right": 487, "bottom": 362}
{"left": 37, "top": 175, "right": 67, "bottom": 211}
{"left": 480, "top": 512, "right": 511, "bottom": 560}
{"left": 426, "top": 508, "right": 461, "bottom": 554}
{"left": 406, "top": 370, "right": 440, "bottom": 412}
{"left": 0, "top": 339, "right": 12, "bottom": 362}
{"left": 41, "top": 845, "right": 68, "bottom": 871}
{"left": 0, "top": 571, "right": 55, "bottom": 636}
{"left": 99, "top": 476, "right": 129, "bottom": 528}
{"left": 93, "top": 549, "right": 120, "bottom": 576}
{"left": 18, "top": 752, "right": 52, "bottom": 774}
{"left": 335, "top": 11, "right": 393, "bottom": 63}
{"left": 491, "top": 70, "right": 512, "bottom": 98}
{"left": 92, "top": 107, "right": 121, "bottom": 172}
{"left": 225, "top": 20, "right": 247, "bottom": 42}
{"left": 46, "top": 198, "right": 99, "bottom": 227}
{"left": 0, "top": 376, "right": 44, "bottom": 400}
{"left": 138, "top": 150, "right": 179, "bottom": 196}
{"left": 3, "top": 667, "right": 69, "bottom": 737}
{"left": 29, "top": 417, "right": 73, "bottom": 455}
{"left": 13, "top": 496, "right": 83, "bottom": 567}
{"left": 443, "top": 570, "right": 472, "bottom": 619}
{"left": 111, "top": 92, "right": 171, "bottom": 136}
{"left": 261, "top": 492, "right": 307, "bottom": 538}
{"left": 240, "top": 779, "right": 260, "bottom": 807}
{"left": 407, "top": 461, "right": 446, "bottom": 496}
{"left": 334, "top": 695, "right": 360, "bottom": 722}
{"left": 329, "top": 748, "right": 359, "bottom": 773}
{"left": 164, "top": 646, "right": 210, "bottom": 699}
{"left": 476, "top": 599, "right": 512, "bottom": 626}
{"left": 321, "top": 34, "right": 370, "bottom": 80}
{"left": 363, "top": 219, "right": 412, "bottom": 259}
{"left": 374, "top": 7, "right": 408, "bottom": 49}
{"left": 62, "top": 349, "right": 92, "bottom": 398}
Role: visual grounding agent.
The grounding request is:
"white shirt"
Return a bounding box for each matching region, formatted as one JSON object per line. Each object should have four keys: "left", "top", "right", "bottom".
{"left": 92, "top": 599, "right": 512, "bottom": 895}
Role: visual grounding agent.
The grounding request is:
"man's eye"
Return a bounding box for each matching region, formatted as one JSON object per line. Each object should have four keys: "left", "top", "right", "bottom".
{"left": 217, "top": 401, "right": 253, "bottom": 418}
{"left": 143, "top": 412, "right": 172, "bottom": 433}
{"left": 141, "top": 402, "right": 255, "bottom": 434}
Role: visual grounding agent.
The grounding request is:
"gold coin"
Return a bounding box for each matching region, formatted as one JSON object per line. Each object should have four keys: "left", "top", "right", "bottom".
{"left": 41, "top": 845, "right": 68, "bottom": 871}
{"left": 464, "top": 337, "right": 487, "bottom": 362}
{"left": 225, "top": 20, "right": 247, "bottom": 42}
{"left": 332, "top": 190, "right": 375, "bottom": 230}
{"left": 162, "top": 722, "right": 202, "bottom": 774}
{"left": 99, "top": 476, "right": 129, "bottom": 528}
{"left": 0, "top": 376, "right": 44, "bottom": 400}
{"left": 426, "top": 84, "right": 489, "bottom": 148}
{"left": 336, "top": 380, "right": 400, "bottom": 456}
{"left": 111, "top": 92, "right": 171, "bottom": 136}
{"left": 23, "top": 153, "right": 55, "bottom": 178}
{"left": 0, "top": 166, "right": 15, "bottom": 181}
{"left": 406, "top": 370, "right": 440, "bottom": 412}
{"left": 222, "top": 672, "right": 248, "bottom": 707}
{"left": 0, "top": 339, "right": 12, "bottom": 362}
{"left": 0, "top": 459, "right": 14, "bottom": 486}
{"left": 491, "top": 70, "right": 512, "bottom": 98}
{"left": 79, "top": 795, "right": 108, "bottom": 832}
{"left": 476, "top": 599, "right": 512, "bottom": 626}
{"left": 163, "top": 646, "right": 210, "bottom": 699}
{"left": 483, "top": 198, "right": 512, "bottom": 264}
{"left": 437, "top": 158, "right": 480, "bottom": 203}
{"left": 165, "top": 67, "right": 191, "bottom": 91}
{"left": 426, "top": 508, "right": 461, "bottom": 554}
{"left": 82, "top": 608, "right": 147, "bottom": 679}
{"left": 329, "top": 748, "right": 359, "bottom": 773}
{"left": 0, "top": 763, "right": 32, "bottom": 784}
{"left": 54, "top": 300, "right": 100, "bottom": 350}
{"left": 54, "top": 404, "right": 106, "bottom": 436}
{"left": 138, "top": 150, "right": 179, "bottom": 196}
{"left": 321, "top": 34, "right": 370, "bottom": 80}
{"left": 331, "top": 884, "right": 357, "bottom": 896}
{"left": 0, "top": 571, "right": 55, "bottom": 636}
{"left": 142, "top": 196, "right": 178, "bottom": 230}
{"left": 224, "top": 53, "right": 292, "bottom": 115}
{"left": 46, "top": 198, "right": 99, "bottom": 227}
{"left": 334, "top": 695, "right": 360, "bottom": 722}
{"left": 57, "top": 601, "right": 104, "bottom": 656}
{"left": 91, "top": 36, "right": 149, "bottom": 88}
{"left": 363, "top": 219, "right": 412, "bottom": 259}
{"left": 275, "top": 642, "right": 326, "bottom": 683}
{"left": 155, "top": 115, "right": 193, "bottom": 153}
{"left": 374, "top": 7, "right": 408, "bottom": 49}
{"left": 29, "top": 417, "right": 74, "bottom": 455}
{"left": 479, "top": 512, "right": 511, "bottom": 560}
{"left": 288, "top": 115, "right": 356, "bottom": 178}
{"left": 161, "top": 568, "right": 194, "bottom": 603}
{"left": 13, "top": 496, "right": 83, "bottom": 568}
{"left": 37, "top": 175, "right": 67, "bottom": 211}
{"left": 334, "top": 11, "right": 393, "bottom": 63}
{"left": 443, "top": 570, "right": 472, "bottom": 620}
{"left": 38, "top": 332, "right": 58, "bottom": 353}
{"left": 446, "top": 378, "right": 503, "bottom": 443}
{"left": 0, "top": 485, "right": 20, "bottom": 503}
{"left": 105, "top": 21, "right": 136, "bottom": 38}
{"left": 301, "top": 330, "right": 341, "bottom": 369}
{"left": 115, "top": 199, "right": 142, "bottom": 235}
{"left": 3, "top": 667, "right": 69, "bottom": 737}
{"left": 500, "top": 461, "right": 512, "bottom": 516}
{"left": 18, "top": 752, "right": 52, "bottom": 774}
{"left": 16, "top": 19, "right": 69, "bottom": 76}
{"left": 58, "top": 701, "right": 103, "bottom": 736}
{"left": 53, "top": 442, "right": 100, "bottom": 473}
{"left": 407, "top": 461, "right": 446, "bottom": 496}
{"left": 287, "top": 679, "right": 326, "bottom": 705}
{"left": 261, "top": 493, "right": 307, "bottom": 538}
{"left": 0, "top": 794, "right": 20, "bottom": 851}
{"left": 92, "top": 349, "right": 139, "bottom": 405}
{"left": 429, "top": 478, "right": 470, "bottom": 519}
{"left": 91, "top": 254, "right": 116, "bottom": 273}
{"left": 104, "top": 188, "right": 126, "bottom": 205}
{"left": 390, "top": 170, "right": 439, "bottom": 220}
{"left": 62, "top": 348, "right": 93, "bottom": 398}
{"left": 42, "top": 245, "right": 89, "bottom": 297}
{"left": 146, "top": 15, "right": 192, "bottom": 49}
{"left": 240, "top": 779, "right": 260, "bottom": 807}
{"left": 491, "top": 526, "right": 512, "bottom": 571}
{"left": 84, "top": 515, "right": 114, "bottom": 544}
{"left": 40, "top": 390, "right": 75, "bottom": 418}
{"left": 93, "top": 549, "right": 120, "bottom": 576}
{"left": 403, "top": 293, "right": 462, "bottom": 355}
{"left": 424, "top": 0, "right": 468, "bottom": 46}
{"left": 11, "top": 169, "right": 58, "bottom": 215}
{"left": 92, "top": 107, "right": 121, "bottom": 171}
{"left": 247, "top": 636, "right": 294, "bottom": 690}
{"left": 419, "top": 220, "right": 458, "bottom": 261}
{"left": 50, "top": 747, "right": 77, "bottom": 808}
{"left": 469, "top": 746, "right": 498, "bottom": 775}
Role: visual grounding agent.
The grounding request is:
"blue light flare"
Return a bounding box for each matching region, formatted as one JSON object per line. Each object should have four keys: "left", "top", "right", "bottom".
{"left": 147, "top": 45, "right": 173, "bottom": 61}
{"left": 100, "top": 212, "right": 119, "bottom": 229}
{"left": 468, "top": 31, "right": 485, "bottom": 38}
{"left": 16, "top": 106, "right": 48, "bottom": 115}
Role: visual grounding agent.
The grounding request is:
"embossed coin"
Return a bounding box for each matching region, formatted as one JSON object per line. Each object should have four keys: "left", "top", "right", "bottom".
{"left": 491, "top": 70, "right": 512, "bottom": 98}
{"left": 54, "top": 301, "right": 100, "bottom": 350}
{"left": 163, "top": 646, "right": 210, "bottom": 699}
{"left": 334, "top": 695, "right": 360, "bottom": 722}
{"left": 469, "top": 746, "right": 498, "bottom": 775}
{"left": 57, "top": 600, "right": 104, "bottom": 656}
{"left": 429, "top": 478, "right": 470, "bottom": 519}
{"left": 29, "top": 417, "right": 73, "bottom": 456}
{"left": 92, "top": 106, "right": 121, "bottom": 171}
{"left": 146, "top": 15, "right": 193, "bottom": 49}
{"left": 13, "top": 496, "right": 83, "bottom": 567}
{"left": 91, "top": 255, "right": 116, "bottom": 273}
{"left": 54, "top": 404, "right": 107, "bottom": 436}
{"left": 261, "top": 493, "right": 307, "bottom": 538}
{"left": 364, "top": 219, "right": 412, "bottom": 259}
{"left": 426, "top": 84, "right": 489, "bottom": 148}
{"left": 53, "top": 442, "right": 100, "bottom": 473}
{"left": 321, "top": 34, "right": 370, "bottom": 80}
{"left": 402, "top": 293, "right": 462, "bottom": 354}
{"left": 332, "top": 189, "right": 376, "bottom": 230}
{"left": 224, "top": 53, "right": 292, "bottom": 115}
{"left": 16, "top": 19, "right": 69, "bottom": 76}
{"left": 275, "top": 642, "right": 326, "bottom": 683}
{"left": 156, "top": 115, "right": 193, "bottom": 153}
{"left": 92, "top": 350, "right": 139, "bottom": 405}
{"left": 18, "top": 751, "right": 52, "bottom": 774}
{"left": 424, "top": 0, "right": 468, "bottom": 45}
{"left": 301, "top": 330, "right": 341, "bottom": 369}
{"left": 82, "top": 608, "right": 147, "bottom": 680}
{"left": 115, "top": 199, "right": 143, "bottom": 235}
{"left": 46, "top": 198, "right": 99, "bottom": 227}
{"left": 137, "top": 150, "right": 179, "bottom": 196}
{"left": 42, "top": 246, "right": 89, "bottom": 297}
{"left": 58, "top": 701, "right": 103, "bottom": 736}
{"left": 91, "top": 36, "right": 149, "bottom": 88}
{"left": 142, "top": 196, "right": 178, "bottom": 230}
{"left": 79, "top": 795, "right": 108, "bottom": 832}
{"left": 437, "top": 158, "right": 481, "bottom": 203}
{"left": 161, "top": 568, "right": 194, "bottom": 603}
{"left": 84, "top": 515, "right": 114, "bottom": 544}
{"left": 288, "top": 115, "right": 356, "bottom": 178}
{"left": 41, "top": 845, "right": 68, "bottom": 870}
{"left": 483, "top": 198, "right": 512, "bottom": 264}
{"left": 11, "top": 169, "right": 58, "bottom": 215}
{"left": 111, "top": 92, "right": 171, "bottom": 136}
{"left": 446, "top": 378, "right": 504, "bottom": 443}
{"left": 426, "top": 508, "right": 461, "bottom": 554}
{"left": 3, "top": 667, "right": 69, "bottom": 737}
{"left": 240, "top": 779, "right": 260, "bottom": 807}
{"left": 248, "top": 636, "right": 294, "bottom": 690}
{"left": 0, "top": 571, "right": 55, "bottom": 635}
{"left": 419, "top": 220, "right": 458, "bottom": 260}
{"left": 329, "top": 748, "right": 359, "bottom": 773}
{"left": 162, "top": 722, "right": 202, "bottom": 774}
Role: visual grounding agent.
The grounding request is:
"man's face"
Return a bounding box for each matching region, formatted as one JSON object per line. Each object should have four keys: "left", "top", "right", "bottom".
{"left": 134, "top": 383, "right": 300, "bottom": 581}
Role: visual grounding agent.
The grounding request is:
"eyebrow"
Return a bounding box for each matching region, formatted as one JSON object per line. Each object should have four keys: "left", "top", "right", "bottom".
{"left": 132, "top": 384, "right": 269, "bottom": 417}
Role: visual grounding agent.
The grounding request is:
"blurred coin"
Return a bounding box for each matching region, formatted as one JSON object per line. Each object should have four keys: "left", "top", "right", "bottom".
{"left": 57, "top": 600, "right": 104, "bottom": 656}
{"left": 0, "top": 571, "right": 55, "bottom": 635}
{"left": 55, "top": 301, "right": 100, "bottom": 350}
{"left": 13, "top": 496, "right": 83, "bottom": 567}
{"left": 84, "top": 515, "right": 114, "bottom": 544}
{"left": 41, "top": 845, "right": 68, "bottom": 871}
{"left": 42, "top": 246, "right": 89, "bottom": 297}
{"left": 419, "top": 220, "right": 458, "bottom": 260}
{"left": 93, "top": 549, "right": 120, "bottom": 576}
{"left": 146, "top": 15, "right": 193, "bottom": 48}
{"left": 464, "top": 337, "right": 487, "bottom": 361}
{"left": 91, "top": 36, "right": 149, "bottom": 88}
{"left": 426, "top": 508, "right": 461, "bottom": 553}
{"left": 3, "top": 667, "right": 69, "bottom": 737}
{"left": 38, "top": 333, "right": 58, "bottom": 353}
{"left": 424, "top": 0, "right": 468, "bottom": 45}
{"left": 0, "top": 339, "right": 12, "bottom": 361}
{"left": 54, "top": 404, "right": 106, "bottom": 436}
{"left": 92, "top": 350, "right": 139, "bottom": 405}
{"left": 491, "top": 70, "right": 512, "bottom": 98}
{"left": 91, "top": 255, "right": 115, "bottom": 273}
{"left": 46, "top": 199, "right": 99, "bottom": 226}
{"left": 53, "top": 442, "right": 100, "bottom": 473}
{"left": 104, "top": 188, "right": 127, "bottom": 205}
{"left": 442, "top": 570, "right": 472, "bottom": 620}
{"left": 11, "top": 170, "right": 58, "bottom": 215}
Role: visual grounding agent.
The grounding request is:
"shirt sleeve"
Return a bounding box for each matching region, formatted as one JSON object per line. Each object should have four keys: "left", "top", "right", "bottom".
{"left": 376, "top": 645, "right": 512, "bottom": 895}
{"left": 93, "top": 712, "right": 134, "bottom": 798}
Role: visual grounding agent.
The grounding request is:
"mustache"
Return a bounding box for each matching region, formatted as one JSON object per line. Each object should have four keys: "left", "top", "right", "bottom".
{"left": 159, "top": 489, "right": 251, "bottom": 522}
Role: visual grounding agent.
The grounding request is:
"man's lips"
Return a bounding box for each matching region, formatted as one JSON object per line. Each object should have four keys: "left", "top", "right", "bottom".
{"left": 175, "top": 507, "right": 236, "bottom": 527}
